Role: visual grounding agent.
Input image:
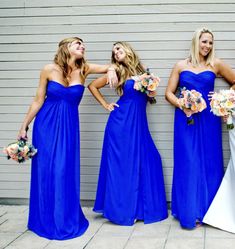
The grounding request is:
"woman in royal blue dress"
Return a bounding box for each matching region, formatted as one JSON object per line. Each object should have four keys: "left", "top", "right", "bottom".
{"left": 17, "top": 37, "right": 117, "bottom": 240}
{"left": 88, "top": 41, "right": 168, "bottom": 226}
{"left": 165, "top": 27, "right": 235, "bottom": 229}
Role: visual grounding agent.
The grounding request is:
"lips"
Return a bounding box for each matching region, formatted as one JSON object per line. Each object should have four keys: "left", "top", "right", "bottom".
{"left": 77, "top": 49, "right": 85, "bottom": 53}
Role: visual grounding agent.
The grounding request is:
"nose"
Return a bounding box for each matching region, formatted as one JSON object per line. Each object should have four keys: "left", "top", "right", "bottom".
{"left": 206, "top": 42, "right": 211, "bottom": 48}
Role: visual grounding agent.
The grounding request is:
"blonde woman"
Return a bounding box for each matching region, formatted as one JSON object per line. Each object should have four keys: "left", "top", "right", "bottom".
{"left": 18, "top": 37, "right": 117, "bottom": 240}
{"left": 165, "top": 28, "right": 235, "bottom": 229}
{"left": 88, "top": 42, "right": 168, "bottom": 225}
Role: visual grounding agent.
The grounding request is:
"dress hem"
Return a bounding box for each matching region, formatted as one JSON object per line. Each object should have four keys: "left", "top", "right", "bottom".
{"left": 28, "top": 220, "right": 89, "bottom": 240}
{"left": 93, "top": 208, "right": 168, "bottom": 226}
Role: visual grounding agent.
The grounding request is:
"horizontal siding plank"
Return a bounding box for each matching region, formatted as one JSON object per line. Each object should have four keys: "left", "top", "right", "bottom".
{"left": 1, "top": 14, "right": 235, "bottom": 26}
{"left": 1, "top": 40, "right": 235, "bottom": 53}
{"left": 1, "top": 31, "right": 235, "bottom": 44}
{"left": 0, "top": 0, "right": 232, "bottom": 8}
{"left": 1, "top": 4, "right": 235, "bottom": 18}
{"left": 2, "top": 23, "right": 235, "bottom": 36}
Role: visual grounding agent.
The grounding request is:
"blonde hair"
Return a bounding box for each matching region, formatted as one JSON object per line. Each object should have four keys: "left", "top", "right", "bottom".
{"left": 111, "top": 42, "right": 145, "bottom": 96}
{"left": 189, "top": 27, "right": 215, "bottom": 67}
{"left": 54, "top": 37, "right": 88, "bottom": 85}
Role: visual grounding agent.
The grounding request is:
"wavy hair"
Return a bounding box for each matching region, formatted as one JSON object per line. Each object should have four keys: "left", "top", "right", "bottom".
{"left": 189, "top": 27, "right": 215, "bottom": 67}
{"left": 54, "top": 37, "right": 88, "bottom": 85}
{"left": 111, "top": 42, "right": 145, "bottom": 96}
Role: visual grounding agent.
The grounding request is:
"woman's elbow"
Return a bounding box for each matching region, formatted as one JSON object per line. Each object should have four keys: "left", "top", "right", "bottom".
{"left": 87, "top": 83, "right": 94, "bottom": 92}
{"left": 165, "top": 90, "right": 170, "bottom": 102}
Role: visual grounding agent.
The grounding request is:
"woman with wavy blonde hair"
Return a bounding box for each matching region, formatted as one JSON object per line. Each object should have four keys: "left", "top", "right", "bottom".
{"left": 18, "top": 37, "right": 117, "bottom": 240}
{"left": 190, "top": 28, "right": 215, "bottom": 67}
{"left": 165, "top": 28, "right": 235, "bottom": 229}
{"left": 110, "top": 42, "right": 145, "bottom": 95}
{"left": 88, "top": 41, "right": 168, "bottom": 225}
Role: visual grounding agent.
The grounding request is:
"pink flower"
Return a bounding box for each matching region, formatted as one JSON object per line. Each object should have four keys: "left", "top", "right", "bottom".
{"left": 132, "top": 69, "right": 160, "bottom": 104}
{"left": 147, "top": 82, "right": 158, "bottom": 91}
{"left": 3, "top": 140, "right": 37, "bottom": 163}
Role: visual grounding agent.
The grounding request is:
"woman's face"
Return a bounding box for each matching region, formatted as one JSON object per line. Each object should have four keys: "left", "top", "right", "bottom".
{"left": 112, "top": 44, "right": 126, "bottom": 62}
{"left": 69, "top": 40, "right": 85, "bottom": 59}
{"left": 199, "top": 33, "right": 213, "bottom": 57}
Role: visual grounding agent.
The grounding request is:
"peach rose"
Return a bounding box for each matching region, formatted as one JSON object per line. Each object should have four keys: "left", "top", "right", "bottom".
{"left": 147, "top": 82, "right": 158, "bottom": 91}
{"left": 141, "top": 79, "right": 148, "bottom": 87}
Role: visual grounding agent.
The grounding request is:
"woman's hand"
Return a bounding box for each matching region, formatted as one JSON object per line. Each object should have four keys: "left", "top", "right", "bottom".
{"left": 103, "top": 102, "right": 119, "bottom": 112}
{"left": 107, "top": 67, "right": 118, "bottom": 88}
{"left": 17, "top": 127, "right": 28, "bottom": 141}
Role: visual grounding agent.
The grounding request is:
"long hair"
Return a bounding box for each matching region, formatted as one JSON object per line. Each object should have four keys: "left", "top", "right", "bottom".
{"left": 189, "top": 27, "right": 215, "bottom": 67}
{"left": 54, "top": 37, "right": 88, "bottom": 85}
{"left": 112, "top": 42, "right": 145, "bottom": 96}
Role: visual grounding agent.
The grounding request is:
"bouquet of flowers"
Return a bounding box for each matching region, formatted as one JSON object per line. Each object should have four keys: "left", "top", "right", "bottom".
{"left": 178, "top": 87, "right": 207, "bottom": 125}
{"left": 3, "top": 138, "right": 37, "bottom": 163}
{"left": 132, "top": 68, "right": 160, "bottom": 104}
{"left": 210, "top": 89, "right": 235, "bottom": 130}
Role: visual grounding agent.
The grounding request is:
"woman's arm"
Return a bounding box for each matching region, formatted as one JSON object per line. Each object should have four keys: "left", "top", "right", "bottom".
{"left": 165, "top": 62, "right": 181, "bottom": 108}
{"left": 88, "top": 74, "right": 119, "bottom": 111}
{"left": 18, "top": 66, "right": 49, "bottom": 139}
{"left": 215, "top": 58, "right": 235, "bottom": 84}
{"left": 86, "top": 63, "right": 118, "bottom": 88}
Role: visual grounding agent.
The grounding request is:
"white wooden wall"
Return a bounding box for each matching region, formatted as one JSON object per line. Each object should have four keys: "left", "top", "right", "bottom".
{"left": 0, "top": 0, "right": 234, "bottom": 203}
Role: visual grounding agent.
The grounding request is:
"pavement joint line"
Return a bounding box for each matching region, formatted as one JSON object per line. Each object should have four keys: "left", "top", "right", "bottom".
{"left": 122, "top": 224, "right": 135, "bottom": 249}
{"left": 82, "top": 220, "right": 106, "bottom": 249}
{"left": 2, "top": 229, "right": 28, "bottom": 249}
{"left": 0, "top": 218, "right": 8, "bottom": 226}
{"left": 0, "top": 211, "right": 7, "bottom": 217}
{"left": 163, "top": 222, "right": 171, "bottom": 249}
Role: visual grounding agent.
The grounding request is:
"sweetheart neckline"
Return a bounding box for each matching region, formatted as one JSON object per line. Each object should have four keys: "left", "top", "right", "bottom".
{"left": 180, "top": 70, "right": 216, "bottom": 76}
{"left": 48, "top": 80, "right": 85, "bottom": 88}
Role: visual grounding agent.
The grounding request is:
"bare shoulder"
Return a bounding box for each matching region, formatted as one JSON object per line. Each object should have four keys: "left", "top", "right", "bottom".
{"left": 41, "top": 63, "right": 61, "bottom": 79}
{"left": 42, "top": 63, "right": 58, "bottom": 72}
{"left": 214, "top": 57, "right": 224, "bottom": 67}
{"left": 172, "top": 59, "right": 187, "bottom": 73}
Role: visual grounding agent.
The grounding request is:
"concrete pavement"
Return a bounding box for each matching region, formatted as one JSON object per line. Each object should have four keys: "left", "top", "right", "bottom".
{"left": 0, "top": 205, "right": 235, "bottom": 249}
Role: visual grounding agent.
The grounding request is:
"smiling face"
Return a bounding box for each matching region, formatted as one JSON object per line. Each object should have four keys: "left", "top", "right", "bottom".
{"left": 112, "top": 44, "right": 127, "bottom": 62}
{"left": 68, "top": 39, "right": 85, "bottom": 59}
{"left": 199, "top": 32, "right": 213, "bottom": 58}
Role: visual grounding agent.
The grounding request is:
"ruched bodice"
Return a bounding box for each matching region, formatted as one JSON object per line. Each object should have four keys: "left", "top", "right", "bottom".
{"left": 45, "top": 80, "right": 84, "bottom": 105}
{"left": 118, "top": 78, "right": 148, "bottom": 103}
{"left": 179, "top": 70, "right": 216, "bottom": 106}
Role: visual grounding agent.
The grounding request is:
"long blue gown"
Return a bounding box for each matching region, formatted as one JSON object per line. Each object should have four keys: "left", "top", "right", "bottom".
{"left": 93, "top": 79, "right": 168, "bottom": 225}
{"left": 172, "top": 71, "right": 224, "bottom": 229}
{"left": 28, "top": 81, "right": 89, "bottom": 240}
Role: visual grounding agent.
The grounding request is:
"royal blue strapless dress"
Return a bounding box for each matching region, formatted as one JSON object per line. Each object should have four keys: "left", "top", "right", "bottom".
{"left": 93, "top": 79, "right": 168, "bottom": 225}
{"left": 172, "top": 71, "right": 224, "bottom": 229}
{"left": 28, "top": 81, "right": 88, "bottom": 240}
